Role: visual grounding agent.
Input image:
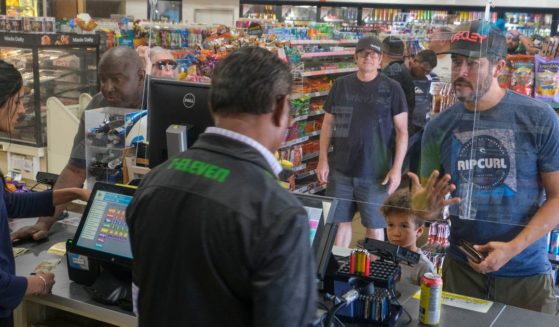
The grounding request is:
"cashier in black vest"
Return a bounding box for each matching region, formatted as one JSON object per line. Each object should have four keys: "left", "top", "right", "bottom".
{"left": 126, "top": 47, "right": 317, "bottom": 327}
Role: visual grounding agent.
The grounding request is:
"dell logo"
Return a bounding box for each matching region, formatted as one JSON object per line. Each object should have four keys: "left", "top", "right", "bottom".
{"left": 183, "top": 93, "right": 195, "bottom": 109}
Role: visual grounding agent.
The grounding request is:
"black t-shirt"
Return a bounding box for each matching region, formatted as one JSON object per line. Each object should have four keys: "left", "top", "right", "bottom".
{"left": 412, "top": 73, "right": 439, "bottom": 131}
{"left": 324, "top": 73, "right": 407, "bottom": 180}
{"left": 382, "top": 61, "right": 415, "bottom": 110}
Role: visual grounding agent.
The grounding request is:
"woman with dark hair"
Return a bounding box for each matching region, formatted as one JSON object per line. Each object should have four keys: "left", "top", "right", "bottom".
{"left": 0, "top": 60, "right": 90, "bottom": 327}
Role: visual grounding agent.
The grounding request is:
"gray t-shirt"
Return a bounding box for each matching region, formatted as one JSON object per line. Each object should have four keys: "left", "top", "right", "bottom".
{"left": 399, "top": 249, "right": 435, "bottom": 286}
{"left": 324, "top": 73, "right": 408, "bottom": 180}
{"left": 421, "top": 90, "right": 559, "bottom": 277}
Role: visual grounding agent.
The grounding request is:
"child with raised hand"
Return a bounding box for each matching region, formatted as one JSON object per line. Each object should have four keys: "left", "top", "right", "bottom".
{"left": 380, "top": 189, "right": 435, "bottom": 285}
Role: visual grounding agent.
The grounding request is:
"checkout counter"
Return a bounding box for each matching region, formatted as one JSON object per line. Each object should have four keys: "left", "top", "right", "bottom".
{"left": 11, "top": 218, "right": 559, "bottom": 327}
{"left": 12, "top": 219, "right": 136, "bottom": 327}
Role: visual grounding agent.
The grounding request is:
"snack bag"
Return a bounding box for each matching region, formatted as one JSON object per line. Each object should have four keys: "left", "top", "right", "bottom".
{"left": 498, "top": 63, "right": 512, "bottom": 90}
{"left": 290, "top": 145, "right": 303, "bottom": 167}
{"left": 508, "top": 55, "right": 534, "bottom": 97}
{"left": 535, "top": 55, "right": 559, "bottom": 103}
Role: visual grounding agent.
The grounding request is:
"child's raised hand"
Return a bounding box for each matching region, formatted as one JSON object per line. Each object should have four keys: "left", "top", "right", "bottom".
{"left": 407, "top": 170, "right": 461, "bottom": 220}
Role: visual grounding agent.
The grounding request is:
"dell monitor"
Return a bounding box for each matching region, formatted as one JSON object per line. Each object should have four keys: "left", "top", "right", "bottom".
{"left": 147, "top": 78, "right": 214, "bottom": 168}
{"left": 294, "top": 193, "right": 338, "bottom": 281}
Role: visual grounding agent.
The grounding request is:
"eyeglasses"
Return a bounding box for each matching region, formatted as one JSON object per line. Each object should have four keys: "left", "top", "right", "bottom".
{"left": 153, "top": 59, "right": 178, "bottom": 70}
{"left": 357, "top": 51, "right": 380, "bottom": 59}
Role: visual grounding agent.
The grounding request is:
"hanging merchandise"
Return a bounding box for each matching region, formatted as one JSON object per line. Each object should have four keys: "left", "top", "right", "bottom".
{"left": 421, "top": 222, "right": 450, "bottom": 275}
{"left": 430, "top": 82, "right": 456, "bottom": 115}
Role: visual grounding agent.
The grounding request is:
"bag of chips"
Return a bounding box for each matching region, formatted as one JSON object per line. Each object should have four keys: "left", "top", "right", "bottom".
{"left": 498, "top": 64, "right": 512, "bottom": 90}
{"left": 535, "top": 55, "right": 559, "bottom": 103}
{"left": 508, "top": 55, "right": 534, "bottom": 97}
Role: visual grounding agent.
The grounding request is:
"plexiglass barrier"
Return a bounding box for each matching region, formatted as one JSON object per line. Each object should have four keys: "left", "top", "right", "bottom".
{"left": 116, "top": 7, "right": 559, "bottom": 313}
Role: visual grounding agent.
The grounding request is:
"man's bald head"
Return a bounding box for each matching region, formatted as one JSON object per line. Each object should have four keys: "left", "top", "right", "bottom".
{"left": 98, "top": 46, "right": 145, "bottom": 108}
{"left": 99, "top": 46, "right": 143, "bottom": 72}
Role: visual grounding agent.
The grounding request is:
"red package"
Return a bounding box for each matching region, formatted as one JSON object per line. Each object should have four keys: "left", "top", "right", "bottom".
{"left": 508, "top": 54, "right": 534, "bottom": 97}
{"left": 311, "top": 141, "right": 320, "bottom": 153}
{"left": 305, "top": 121, "right": 315, "bottom": 133}
{"left": 302, "top": 142, "right": 313, "bottom": 155}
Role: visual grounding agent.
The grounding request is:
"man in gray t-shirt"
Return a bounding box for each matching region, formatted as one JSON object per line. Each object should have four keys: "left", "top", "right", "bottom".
{"left": 11, "top": 46, "right": 145, "bottom": 242}
{"left": 413, "top": 20, "right": 559, "bottom": 313}
{"left": 317, "top": 36, "right": 408, "bottom": 247}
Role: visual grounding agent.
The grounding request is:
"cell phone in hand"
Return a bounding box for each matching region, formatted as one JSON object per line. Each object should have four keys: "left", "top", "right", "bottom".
{"left": 458, "top": 240, "right": 486, "bottom": 264}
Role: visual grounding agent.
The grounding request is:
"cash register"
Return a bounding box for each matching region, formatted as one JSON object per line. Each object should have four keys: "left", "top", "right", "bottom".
{"left": 66, "top": 182, "right": 135, "bottom": 311}
{"left": 65, "top": 186, "right": 342, "bottom": 312}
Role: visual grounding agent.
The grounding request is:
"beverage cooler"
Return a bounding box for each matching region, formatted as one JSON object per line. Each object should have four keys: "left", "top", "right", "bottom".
{"left": 239, "top": 1, "right": 559, "bottom": 36}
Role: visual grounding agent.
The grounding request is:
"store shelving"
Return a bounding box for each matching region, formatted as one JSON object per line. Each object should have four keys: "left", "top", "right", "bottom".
{"left": 280, "top": 130, "right": 321, "bottom": 149}
{"left": 362, "top": 8, "right": 405, "bottom": 25}
{"left": 292, "top": 110, "right": 324, "bottom": 123}
{"left": 505, "top": 12, "right": 553, "bottom": 36}
{"left": 283, "top": 5, "right": 317, "bottom": 23}
{"left": 296, "top": 170, "right": 316, "bottom": 180}
{"left": 281, "top": 38, "right": 357, "bottom": 195}
{"left": 299, "top": 147, "right": 333, "bottom": 163}
{"left": 301, "top": 67, "right": 357, "bottom": 77}
{"left": 292, "top": 163, "right": 307, "bottom": 172}
{"left": 300, "top": 50, "right": 355, "bottom": 59}
{"left": 302, "top": 151, "right": 319, "bottom": 162}
{"left": 241, "top": 1, "right": 559, "bottom": 36}
{"left": 290, "top": 39, "right": 357, "bottom": 45}
{"left": 320, "top": 6, "right": 358, "bottom": 26}
{"left": 241, "top": 4, "right": 278, "bottom": 20}
{"left": 292, "top": 91, "right": 329, "bottom": 100}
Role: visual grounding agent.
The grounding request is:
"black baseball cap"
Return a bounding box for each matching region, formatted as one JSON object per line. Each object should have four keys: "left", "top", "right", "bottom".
{"left": 448, "top": 20, "right": 507, "bottom": 59}
{"left": 382, "top": 36, "right": 405, "bottom": 57}
{"left": 355, "top": 36, "right": 382, "bottom": 54}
